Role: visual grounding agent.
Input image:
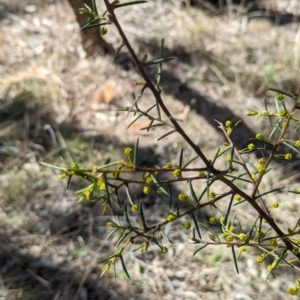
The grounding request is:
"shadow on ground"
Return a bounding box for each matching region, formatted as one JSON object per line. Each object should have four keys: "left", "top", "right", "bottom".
{"left": 1, "top": 85, "right": 211, "bottom": 299}
{"left": 0, "top": 234, "right": 124, "bottom": 300}
{"left": 190, "top": 0, "right": 300, "bottom": 26}
{"left": 116, "top": 41, "right": 255, "bottom": 148}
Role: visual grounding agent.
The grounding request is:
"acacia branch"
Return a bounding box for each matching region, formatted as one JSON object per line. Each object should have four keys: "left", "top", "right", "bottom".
{"left": 103, "top": 0, "right": 214, "bottom": 171}
{"left": 102, "top": 1, "right": 300, "bottom": 261}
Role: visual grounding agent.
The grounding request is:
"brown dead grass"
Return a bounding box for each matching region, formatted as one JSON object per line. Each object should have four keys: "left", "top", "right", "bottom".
{"left": 0, "top": 0, "right": 300, "bottom": 299}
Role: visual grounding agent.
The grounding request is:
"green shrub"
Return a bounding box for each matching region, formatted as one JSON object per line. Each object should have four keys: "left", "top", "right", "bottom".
{"left": 44, "top": 0, "right": 300, "bottom": 295}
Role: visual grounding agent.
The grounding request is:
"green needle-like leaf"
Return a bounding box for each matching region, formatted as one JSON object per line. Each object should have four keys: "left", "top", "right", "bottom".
{"left": 116, "top": 230, "right": 132, "bottom": 247}
{"left": 91, "top": 0, "right": 98, "bottom": 14}
{"left": 106, "top": 228, "right": 119, "bottom": 240}
{"left": 269, "top": 88, "right": 294, "bottom": 98}
{"left": 66, "top": 175, "right": 72, "bottom": 191}
{"left": 143, "top": 57, "right": 177, "bottom": 66}
{"left": 168, "top": 185, "right": 172, "bottom": 208}
{"left": 150, "top": 173, "right": 170, "bottom": 196}
{"left": 140, "top": 122, "right": 165, "bottom": 131}
{"left": 115, "top": 1, "right": 147, "bottom": 9}
{"left": 133, "top": 138, "right": 139, "bottom": 165}
{"left": 231, "top": 246, "right": 239, "bottom": 274}
{"left": 198, "top": 222, "right": 220, "bottom": 241}
{"left": 98, "top": 160, "right": 122, "bottom": 169}
{"left": 188, "top": 181, "right": 198, "bottom": 203}
{"left": 125, "top": 185, "right": 134, "bottom": 205}
{"left": 157, "top": 130, "right": 177, "bottom": 141}
{"left": 132, "top": 243, "right": 145, "bottom": 252}
{"left": 182, "top": 156, "right": 198, "bottom": 169}
{"left": 225, "top": 174, "right": 252, "bottom": 184}
{"left": 115, "top": 43, "right": 124, "bottom": 56}
{"left": 139, "top": 200, "right": 147, "bottom": 229}
{"left": 40, "top": 162, "right": 66, "bottom": 171}
{"left": 127, "top": 113, "right": 143, "bottom": 129}
{"left": 294, "top": 124, "right": 300, "bottom": 131}
{"left": 82, "top": 21, "right": 109, "bottom": 30}
{"left": 100, "top": 263, "right": 111, "bottom": 277}
{"left": 193, "top": 244, "right": 208, "bottom": 256}
{"left": 120, "top": 255, "right": 131, "bottom": 279}
{"left": 97, "top": 254, "right": 117, "bottom": 263}
{"left": 124, "top": 205, "right": 132, "bottom": 227}
{"left": 179, "top": 148, "right": 184, "bottom": 168}
{"left": 255, "top": 187, "right": 285, "bottom": 199}
{"left": 212, "top": 148, "right": 221, "bottom": 164}
{"left": 288, "top": 190, "right": 300, "bottom": 194}
{"left": 192, "top": 214, "right": 201, "bottom": 239}
{"left": 281, "top": 141, "right": 300, "bottom": 154}
{"left": 103, "top": 175, "right": 111, "bottom": 205}
{"left": 160, "top": 230, "right": 173, "bottom": 244}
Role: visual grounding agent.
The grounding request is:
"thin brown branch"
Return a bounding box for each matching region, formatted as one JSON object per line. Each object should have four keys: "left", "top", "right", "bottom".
{"left": 215, "top": 119, "right": 270, "bottom": 216}
{"left": 101, "top": 0, "right": 300, "bottom": 262}
{"left": 103, "top": 0, "right": 214, "bottom": 172}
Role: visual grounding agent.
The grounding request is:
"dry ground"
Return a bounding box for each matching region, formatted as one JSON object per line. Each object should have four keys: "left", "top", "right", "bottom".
{"left": 1, "top": 0, "right": 300, "bottom": 299}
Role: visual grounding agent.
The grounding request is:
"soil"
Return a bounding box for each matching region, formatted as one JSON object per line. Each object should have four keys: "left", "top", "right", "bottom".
{"left": 0, "top": 0, "right": 300, "bottom": 299}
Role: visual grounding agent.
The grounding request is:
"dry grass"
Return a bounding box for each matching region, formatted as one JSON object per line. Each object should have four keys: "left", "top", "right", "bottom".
{"left": 0, "top": 0, "right": 300, "bottom": 299}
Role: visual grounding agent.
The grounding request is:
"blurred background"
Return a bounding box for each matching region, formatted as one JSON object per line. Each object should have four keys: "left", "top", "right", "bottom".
{"left": 0, "top": 0, "right": 300, "bottom": 299}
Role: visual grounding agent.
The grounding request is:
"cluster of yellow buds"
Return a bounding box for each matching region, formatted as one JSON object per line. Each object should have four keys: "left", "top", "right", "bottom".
{"left": 270, "top": 239, "right": 278, "bottom": 248}
{"left": 247, "top": 143, "right": 255, "bottom": 151}
{"left": 278, "top": 109, "right": 290, "bottom": 118}
{"left": 238, "top": 233, "right": 247, "bottom": 241}
{"left": 287, "top": 286, "right": 299, "bottom": 296}
{"left": 183, "top": 221, "right": 191, "bottom": 229}
{"left": 172, "top": 168, "right": 181, "bottom": 178}
{"left": 255, "top": 132, "right": 263, "bottom": 140}
{"left": 97, "top": 176, "right": 106, "bottom": 191}
{"left": 256, "top": 252, "right": 268, "bottom": 263}
{"left": 143, "top": 186, "right": 151, "bottom": 195}
{"left": 178, "top": 193, "right": 188, "bottom": 202}
{"left": 284, "top": 153, "right": 292, "bottom": 161}
{"left": 166, "top": 212, "right": 177, "bottom": 222}
{"left": 288, "top": 279, "right": 300, "bottom": 295}
{"left": 198, "top": 171, "right": 206, "bottom": 177}
{"left": 256, "top": 157, "right": 265, "bottom": 175}
{"left": 131, "top": 204, "right": 139, "bottom": 213}
{"left": 276, "top": 93, "right": 285, "bottom": 101}
{"left": 220, "top": 216, "right": 226, "bottom": 224}
{"left": 295, "top": 140, "right": 300, "bottom": 147}
{"left": 165, "top": 162, "right": 173, "bottom": 169}
{"left": 234, "top": 194, "right": 242, "bottom": 201}
{"left": 157, "top": 187, "right": 163, "bottom": 195}
{"left": 161, "top": 246, "right": 168, "bottom": 254}
{"left": 209, "top": 216, "right": 217, "bottom": 225}
{"left": 124, "top": 147, "right": 133, "bottom": 156}
{"left": 209, "top": 192, "right": 216, "bottom": 199}
{"left": 223, "top": 233, "right": 234, "bottom": 242}
{"left": 58, "top": 162, "right": 81, "bottom": 180}
{"left": 267, "top": 261, "right": 278, "bottom": 272}
{"left": 225, "top": 120, "right": 233, "bottom": 135}
{"left": 240, "top": 245, "right": 247, "bottom": 252}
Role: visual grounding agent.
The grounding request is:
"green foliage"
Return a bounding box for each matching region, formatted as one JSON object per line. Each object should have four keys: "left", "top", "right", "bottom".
{"left": 44, "top": 0, "right": 300, "bottom": 294}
